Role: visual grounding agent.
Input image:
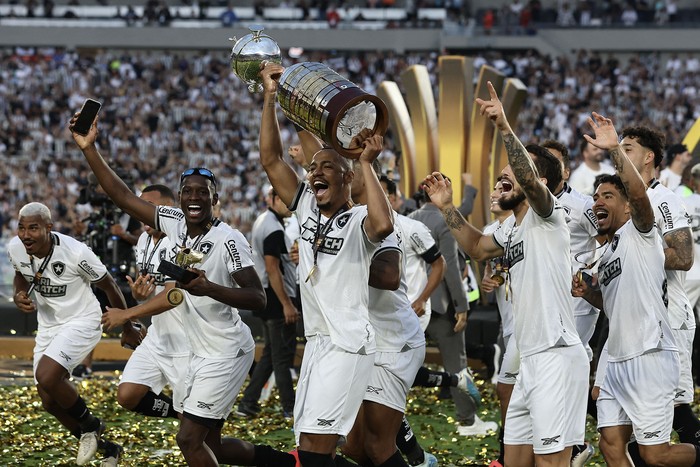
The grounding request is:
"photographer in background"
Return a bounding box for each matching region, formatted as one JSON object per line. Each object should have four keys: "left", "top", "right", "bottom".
{"left": 72, "top": 173, "right": 143, "bottom": 380}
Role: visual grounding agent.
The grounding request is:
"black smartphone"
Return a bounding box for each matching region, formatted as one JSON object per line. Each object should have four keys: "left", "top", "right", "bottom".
{"left": 72, "top": 98, "right": 102, "bottom": 136}
{"left": 157, "top": 260, "right": 198, "bottom": 284}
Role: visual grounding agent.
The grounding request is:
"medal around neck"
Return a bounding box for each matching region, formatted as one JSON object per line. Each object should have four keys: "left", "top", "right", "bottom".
{"left": 167, "top": 288, "right": 185, "bottom": 306}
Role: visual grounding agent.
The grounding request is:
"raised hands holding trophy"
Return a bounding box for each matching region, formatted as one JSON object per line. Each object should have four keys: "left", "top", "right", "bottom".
{"left": 230, "top": 26, "right": 388, "bottom": 159}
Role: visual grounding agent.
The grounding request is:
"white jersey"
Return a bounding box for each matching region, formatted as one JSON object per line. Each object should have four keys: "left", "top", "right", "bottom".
{"left": 397, "top": 213, "right": 441, "bottom": 314}
{"left": 491, "top": 201, "right": 580, "bottom": 357}
{"left": 568, "top": 161, "right": 616, "bottom": 196}
{"left": 134, "top": 232, "right": 188, "bottom": 357}
{"left": 369, "top": 216, "right": 425, "bottom": 352}
{"left": 557, "top": 183, "right": 601, "bottom": 316}
{"left": 683, "top": 193, "right": 700, "bottom": 282}
{"left": 483, "top": 220, "right": 514, "bottom": 338}
{"left": 598, "top": 220, "right": 677, "bottom": 362}
{"left": 290, "top": 183, "right": 378, "bottom": 354}
{"left": 647, "top": 180, "right": 695, "bottom": 330}
{"left": 8, "top": 232, "right": 105, "bottom": 330}
{"left": 155, "top": 207, "right": 255, "bottom": 359}
{"left": 658, "top": 167, "right": 682, "bottom": 191}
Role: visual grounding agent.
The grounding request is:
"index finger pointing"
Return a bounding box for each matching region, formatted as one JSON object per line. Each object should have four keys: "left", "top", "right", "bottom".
{"left": 487, "top": 81, "right": 499, "bottom": 100}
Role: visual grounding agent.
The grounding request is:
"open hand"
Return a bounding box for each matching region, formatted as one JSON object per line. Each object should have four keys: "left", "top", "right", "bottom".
{"left": 584, "top": 112, "right": 620, "bottom": 150}
{"left": 422, "top": 172, "right": 454, "bottom": 210}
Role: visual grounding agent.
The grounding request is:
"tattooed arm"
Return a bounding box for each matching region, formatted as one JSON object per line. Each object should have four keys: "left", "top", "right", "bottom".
{"left": 422, "top": 172, "right": 504, "bottom": 261}
{"left": 663, "top": 228, "right": 694, "bottom": 271}
{"left": 476, "top": 82, "right": 552, "bottom": 217}
{"left": 585, "top": 112, "right": 654, "bottom": 233}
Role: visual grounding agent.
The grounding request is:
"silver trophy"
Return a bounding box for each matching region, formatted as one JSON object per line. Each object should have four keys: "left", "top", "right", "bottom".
{"left": 229, "top": 25, "right": 282, "bottom": 93}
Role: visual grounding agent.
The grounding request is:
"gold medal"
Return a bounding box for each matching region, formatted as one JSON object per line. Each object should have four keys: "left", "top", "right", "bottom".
{"left": 491, "top": 273, "right": 505, "bottom": 286}
{"left": 167, "top": 288, "right": 185, "bottom": 306}
{"left": 305, "top": 264, "right": 318, "bottom": 283}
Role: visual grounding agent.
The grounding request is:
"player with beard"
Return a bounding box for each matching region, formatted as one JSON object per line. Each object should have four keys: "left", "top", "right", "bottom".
{"left": 481, "top": 179, "right": 515, "bottom": 467}
{"left": 9, "top": 202, "right": 126, "bottom": 466}
{"left": 422, "top": 82, "right": 588, "bottom": 467}
{"left": 70, "top": 117, "right": 305, "bottom": 467}
{"left": 572, "top": 112, "right": 700, "bottom": 467}
{"left": 258, "top": 63, "right": 394, "bottom": 467}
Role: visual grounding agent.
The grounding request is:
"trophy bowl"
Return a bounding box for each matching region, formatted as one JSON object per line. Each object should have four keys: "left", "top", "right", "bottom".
{"left": 277, "top": 62, "right": 389, "bottom": 159}
{"left": 229, "top": 25, "right": 281, "bottom": 93}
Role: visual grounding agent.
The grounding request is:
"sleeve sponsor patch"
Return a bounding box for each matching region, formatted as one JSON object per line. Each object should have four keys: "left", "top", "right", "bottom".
{"left": 78, "top": 260, "right": 101, "bottom": 280}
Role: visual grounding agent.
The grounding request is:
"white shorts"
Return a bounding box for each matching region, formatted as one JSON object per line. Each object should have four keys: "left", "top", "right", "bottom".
{"left": 33, "top": 319, "right": 101, "bottom": 384}
{"left": 364, "top": 346, "right": 425, "bottom": 412}
{"left": 575, "top": 311, "right": 599, "bottom": 361}
{"left": 504, "top": 344, "right": 589, "bottom": 454}
{"left": 685, "top": 279, "right": 700, "bottom": 311}
{"left": 497, "top": 334, "right": 520, "bottom": 385}
{"left": 594, "top": 341, "right": 609, "bottom": 388}
{"left": 597, "top": 350, "right": 678, "bottom": 446}
{"left": 672, "top": 328, "right": 694, "bottom": 404}
{"left": 294, "top": 334, "right": 374, "bottom": 444}
{"left": 120, "top": 341, "right": 189, "bottom": 413}
{"left": 181, "top": 350, "right": 254, "bottom": 421}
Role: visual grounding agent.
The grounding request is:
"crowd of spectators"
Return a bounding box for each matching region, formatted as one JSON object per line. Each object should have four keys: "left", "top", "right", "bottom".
{"left": 0, "top": 46, "right": 697, "bottom": 250}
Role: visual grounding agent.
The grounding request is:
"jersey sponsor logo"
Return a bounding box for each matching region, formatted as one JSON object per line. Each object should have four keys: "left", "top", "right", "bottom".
{"left": 336, "top": 212, "right": 351, "bottom": 229}
{"left": 199, "top": 241, "right": 214, "bottom": 255}
{"left": 197, "top": 401, "right": 213, "bottom": 410}
{"left": 301, "top": 216, "right": 319, "bottom": 243}
{"left": 51, "top": 261, "right": 66, "bottom": 277}
{"left": 562, "top": 205, "right": 571, "bottom": 215}
{"left": 658, "top": 202, "right": 673, "bottom": 229}
{"left": 140, "top": 264, "right": 169, "bottom": 286}
{"left": 226, "top": 239, "right": 243, "bottom": 270}
{"left": 599, "top": 258, "right": 622, "bottom": 286}
{"left": 35, "top": 277, "right": 67, "bottom": 297}
{"left": 318, "top": 236, "right": 344, "bottom": 254}
{"left": 410, "top": 232, "right": 426, "bottom": 251}
{"left": 540, "top": 435, "right": 561, "bottom": 445}
{"left": 584, "top": 208, "right": 599, "bottom": 229}
{"left": 316, "top": 418, "right": 335, "bottom": 426}
{"left": 643, "top": 431, "right": 661, "bottom": 439}
{"left": 159, "top": 207, "right": 184, "bottom": 220}
{"left": 506, "top": 241, "right": 524, "bottom": 268}
{"left": 78, "top": 260, "right": 101, "bottom": 280}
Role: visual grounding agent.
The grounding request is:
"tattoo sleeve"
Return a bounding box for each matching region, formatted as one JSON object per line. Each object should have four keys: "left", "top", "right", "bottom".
{"left": 664, "top": 228, "right": 694, "bottom": 270}
{"left": 503, "top": 133, "right": 538, "bottom": 191}
{"left": 608, "top": 147, "right": 625, "bottom": 174}
{"left": 443, "top": 207, "right": 467, "bottom": 231}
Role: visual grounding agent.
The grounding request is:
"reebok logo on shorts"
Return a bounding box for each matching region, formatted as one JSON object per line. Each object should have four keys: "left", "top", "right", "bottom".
{"left": 366, "top": 385, "right": 383, "bottom": 395}
{"left": 540, "top": 435, "right": 561, "bottom": 445}
{"left": 643, "top": 431, "right": 661, "bottom": 439}
{"left": 504, "top": 372, "right": 519, "bottom": 378}
{"left": 59, "top": 351, "right": 71, "bottom": 361}
{"left": 675, "top": 390, "right": 686, "bottom": 399}
{"left": 317, "top": 418, "right": 335, "bottom": 426}
{"left": 197, "top": 401, "right": 213, "bottom": 410}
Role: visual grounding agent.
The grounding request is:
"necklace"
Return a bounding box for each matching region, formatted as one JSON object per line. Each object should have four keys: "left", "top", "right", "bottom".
{"left": 305, "top": 203, "right": 351, "bottom": 283}
{"left": 27, "top": 234, "right": 55, "bottom": 295}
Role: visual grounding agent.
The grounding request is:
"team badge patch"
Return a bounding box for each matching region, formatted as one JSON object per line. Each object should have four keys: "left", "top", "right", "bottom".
{"left": 198, "top": 241, "right": 214, "bottom": 255}
{"left": 611, "top": 234, "right": 619, "bottom": 252}
{"left": 336, "top": 212, "right": 351, "bottom": 229}
{"left": 51, "top": 262, "right": 66, "bottom": 277}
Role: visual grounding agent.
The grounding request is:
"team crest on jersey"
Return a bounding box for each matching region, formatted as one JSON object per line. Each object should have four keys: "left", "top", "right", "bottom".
{"left": 159, "top": 249, "right": 166, "bottom": 261}
{"left": 610, "top": 234, "right": 619, "bottom": 252}
{"left": 51, "top": 261, "right": 66, "bottom": 277}
{"left": 336, "top": 212, "right": 351, "bottom": 229}
{"left": 198, "top": 241, "right": 214, "bottom": 255}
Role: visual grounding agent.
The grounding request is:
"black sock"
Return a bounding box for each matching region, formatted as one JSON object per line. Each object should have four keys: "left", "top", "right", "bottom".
{"left": 253, "top": 444, "right": 296, "bottom": 467}
{"left": 133, "top": 391, "right": 178, "bottom": 419}
{"left": 66, "top": 397, "right": 99, "bottom": 432}
{"left": 298, "top": 450, "right": 336, "bottom": 467}
{"left": 587, "top": 389, "right": 598, "bottom": 420}
{"left": 395, "top": 417, "right": 424, "bottom": 465}
{"left": 627, "top": 441, "right": 648, "bottom": 467}
{"left": 674, "top": 404, "right": 700, "bottom": 444}
{"left": 497, "top": 425, "right": 505, "bottom": 464}
{"left": 376, "top": 450, "right": 409, "bottom": 467}
{"left": 411, "top": 366, "right": 452, "bottom": 388}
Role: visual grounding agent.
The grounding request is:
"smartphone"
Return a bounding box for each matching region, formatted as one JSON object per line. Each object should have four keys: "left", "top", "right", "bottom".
{"left": 72, "top": 98, "right": 102, "bottom": 136}
{"left": 157, "top": 260, "right": 199, "bottom": 284}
